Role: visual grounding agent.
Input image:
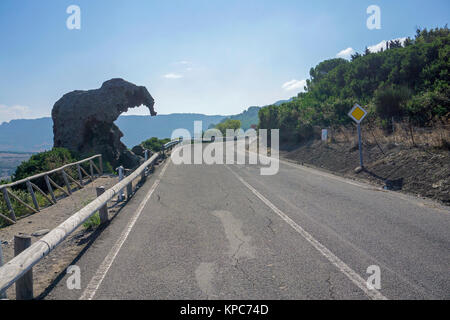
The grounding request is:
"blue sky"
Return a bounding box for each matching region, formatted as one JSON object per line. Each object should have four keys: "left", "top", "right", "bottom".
{"left": 0, "top": 0, "right": 448, "bottom": 122}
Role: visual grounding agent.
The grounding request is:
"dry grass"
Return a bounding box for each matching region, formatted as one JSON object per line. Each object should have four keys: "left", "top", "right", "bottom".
{"left": 332, "top": 121, "right": 450, "bottom": 149}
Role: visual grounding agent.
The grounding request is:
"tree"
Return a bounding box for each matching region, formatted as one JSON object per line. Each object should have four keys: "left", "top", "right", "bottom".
{"left": 141, "top": 137, "right": 171, "bottom": 152}
{"left": 257, "top": 25, "right": 450, "bottom": 140}
{"left": 215, "top": 119, "right": 241, "bottom": 135}
{"left": 374, "top": 86, "right": 411, "bottom": 120}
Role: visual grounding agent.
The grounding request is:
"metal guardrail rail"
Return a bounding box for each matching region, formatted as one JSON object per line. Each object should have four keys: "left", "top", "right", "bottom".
{"left": 163, "top": 139, "right": 181, "bottom": 150}
{"left": 0, "top": 155, "right": 103, "bottom": 225}
{"left": 0, "top": 140, "right": 180, "bottom": 299}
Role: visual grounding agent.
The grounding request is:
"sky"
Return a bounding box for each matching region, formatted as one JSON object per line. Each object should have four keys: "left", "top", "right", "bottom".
{"left": 0, "top": 0, "right": 449, "bottom": 123}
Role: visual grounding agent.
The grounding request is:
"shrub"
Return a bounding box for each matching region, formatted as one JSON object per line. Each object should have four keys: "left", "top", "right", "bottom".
{"left": 0, "top": 188, "right": 48, "bottom": 227}
{"left": 374, "top": 86, "right": 411, "bottom": 120}
{"left": 83, "top": 212, "right": 100, "bottom": 230}
{"left": 141, "top": 137, "right": 171, "bottom": 152}
{"left": 215, "top": 119, "right": 241, "bottom": 135}
{"left": 406, "top": 87, "right": 450, "bottom": 125}
{"left": 12, "top": 148, "right": 78, "bottom": 191}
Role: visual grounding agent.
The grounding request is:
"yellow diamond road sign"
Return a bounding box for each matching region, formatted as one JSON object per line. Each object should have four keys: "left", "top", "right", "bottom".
{"left": 348, "top": 104, "right": 367, "bottom": 123}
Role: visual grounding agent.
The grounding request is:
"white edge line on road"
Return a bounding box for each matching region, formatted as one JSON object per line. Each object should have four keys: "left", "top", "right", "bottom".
{"left": 79, "top": 159, "right": 171, "bottom": 300}
{"left": 244, "top": 147, "right": 449, "bottom": 213}
{"left": 225, "top": 165, "right": 388, "bottom": 300}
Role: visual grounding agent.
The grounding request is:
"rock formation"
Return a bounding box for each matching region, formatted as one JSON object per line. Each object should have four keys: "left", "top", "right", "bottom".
{"left": 52, "top": 78, "right": 156, "bottom": 168}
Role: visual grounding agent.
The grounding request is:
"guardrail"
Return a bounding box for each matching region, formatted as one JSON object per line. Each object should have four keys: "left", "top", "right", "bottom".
{"left": 0, "top": 155, "right": 103, "bottom": 225}
{"left": 163, "top": 139, "right": 180, "bottom": 150}
{"left": 0, "top": 139, "right": 180, "bottom": 299}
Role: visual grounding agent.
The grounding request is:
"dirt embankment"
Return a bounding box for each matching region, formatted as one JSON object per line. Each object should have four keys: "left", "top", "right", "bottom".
{"left": 280, "top": 139, "right": 450, "bottom": 205}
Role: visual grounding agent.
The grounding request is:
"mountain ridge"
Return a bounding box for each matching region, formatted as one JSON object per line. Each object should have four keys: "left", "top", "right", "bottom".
{"left": 0, "top": 114, "right": 227, "bottom": 152}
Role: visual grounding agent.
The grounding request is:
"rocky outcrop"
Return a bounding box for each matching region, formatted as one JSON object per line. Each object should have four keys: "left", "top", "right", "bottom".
{"left": 52, "top": 78, "right": 156, "bottom": 168}
{"left": 131, "top": 145, "right": 146, "bottom": 157}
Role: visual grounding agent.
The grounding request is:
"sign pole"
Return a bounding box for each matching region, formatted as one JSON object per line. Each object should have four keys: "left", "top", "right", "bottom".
{"left": 357, "top": 123, "right": 363, "bottom": 167}
{"left": 348, "top": 103, "right": 367, "bottom": 170}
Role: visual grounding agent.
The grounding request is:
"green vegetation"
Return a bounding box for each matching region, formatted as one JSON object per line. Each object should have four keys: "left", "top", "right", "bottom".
{"left": 215, "top": 119, "right": 242, "bottom": 135}
{"left": 0, "top": 188, "right": 49, "bottom": 228}
{"left": 0, "top": 147, "right": 112, "bottom": 227}
{"left": 11, "top": 148, "right": 79, "bottom": 191}
{"left": 14, "top": 148, "right": 76, "bottom": 181}
{"left": 214, "top": 107, "right": 260, "bottom": 131}
{"left": 258, "top": 27, "right": 450, "bottom": 143}
{"left": 83, "top": 212, "right": 101, "bottom": 230}
{"left": 141, "top": 137, "right": 171, "bottom": 152}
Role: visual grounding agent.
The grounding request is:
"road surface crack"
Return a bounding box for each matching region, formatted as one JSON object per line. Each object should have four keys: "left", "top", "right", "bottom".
{"left": 266, "top": 217, "right": 275, "bottom": 234}
{"left": 326, "top": 275, "right": 337, "bottom": 300}
{"left": 230, "top": 231, "right": 245, "bottom": 264}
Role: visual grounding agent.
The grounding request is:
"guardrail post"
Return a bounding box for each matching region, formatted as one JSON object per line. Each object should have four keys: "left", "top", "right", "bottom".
{"left": 90, "top": 160, "right": 95, "bottom": 179}
{"left": 1, "top": 187, "right": 16, "bottom": 222}
{"left": 96, "top": 187, "right": 108, "bottom": 224}
{"left": 26, "top": 181, "right": 40, "bottom": 212}
{"left": 99, "top": 155, "right": 103, "bottom": 175}
{"left": 61, "top": 170, "right": 72, "bottom": 195}
{"left": 44, "top": 175, "right": 57, "bottom": 203}
{"left": 118, "top": 166, "right": 124, "bottom": 202}
{"left": 0, "top": 241, "right": 6, "bottom": 299}
{"left": 77, "top": 164, "right": 84, "bottom": 187}
{"left": 14, "top": 235, "right": 33, "bottom": 300}
{"left": 144, "top": 150, "right": 149, "bottom": 176}
{"left": 126, "top": 183, "right": 133, "bottom": 200}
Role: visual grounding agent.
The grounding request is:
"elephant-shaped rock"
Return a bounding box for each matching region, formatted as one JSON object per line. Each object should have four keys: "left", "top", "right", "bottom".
{"left": 52, "top": 78, "right": 157, "bottom": 168}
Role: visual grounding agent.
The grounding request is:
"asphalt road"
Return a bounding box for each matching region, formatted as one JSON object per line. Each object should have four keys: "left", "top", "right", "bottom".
{"left": 45, "top": 142, "right": 450, "bottom": 300}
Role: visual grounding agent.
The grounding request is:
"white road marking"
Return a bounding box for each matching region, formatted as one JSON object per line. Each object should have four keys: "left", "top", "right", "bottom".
{"left": 244, "top": 147, "right": 449, "bottom": 212}
{"left": 243, "top": 147, "right": 372, "bottom": 189}
{"left": 225, "top": 165, "right": 388, "bottom": 300}
{"left": 79, "top": 160, "right": 171, "bottom": 300}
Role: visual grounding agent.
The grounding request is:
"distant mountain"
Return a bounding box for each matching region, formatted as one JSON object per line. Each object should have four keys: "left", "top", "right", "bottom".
{"left": 272, "top": 98, "right": 295, "bottom": 106}
{"left": 115, "top": 113, "right": 226, "bottom": 147}
{"left": 0, "top": 98, "right": 296, "bottom": 153}
{"left": 212, "top": 106, "right": 261, "bottom": 130}
{"left": 0, "top": 114, "right": 227, "bottom": 152}
{"left": 0, "top": 118, "right": 53, "bottom": 152}
{"left": 212, "top": 98, "right": 296, "bottom": 131}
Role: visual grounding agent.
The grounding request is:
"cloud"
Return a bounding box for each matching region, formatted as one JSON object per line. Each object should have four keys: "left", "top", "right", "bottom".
{"left": 368, "top": 37, "right": 407, "bottom": 53}
{"left": 0, "top": 104, "right": 32, "bottom": 123}
{"left": 336, "top": 38, "right": 408, "bottom": 60}
{"left": 282, "top": 79, "right": 307, "bottom": 92}
{"left": 163, "top": 73, "right": 183, "bottom": 79}
{"left": 336, "top": 47, "right": 355, "bottom": 60}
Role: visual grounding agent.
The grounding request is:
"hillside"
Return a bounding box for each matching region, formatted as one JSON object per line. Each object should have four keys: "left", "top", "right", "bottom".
{"left": 212, "top": 98, "right": 295, "bottom": 131}
{"left": 259, "top": 27, "right": 450, "bottom": 142}
{"left": 0, "top": 118, "right": 53, "bottom": 152}
{"left": 259, "top": 26, "right": 450, "bottom": 204}
{"left": 212, "top": 106, "right": 260, "bottom": 130}
{"left": 0, "top": 151, "right": 34, "bottom": 180}
{"left": 115, "top": 113, "right": 226, "bottom": 147}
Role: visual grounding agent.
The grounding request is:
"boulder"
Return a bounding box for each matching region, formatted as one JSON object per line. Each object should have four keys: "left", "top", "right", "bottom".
{"left": 131, "top": 145, "right": 145, "bottom": 157}
{"left": 354, "top": 166, "right": 363, "bottom": 174}
{"left": 52, "top": 78, "right": 157, "bottom": 168}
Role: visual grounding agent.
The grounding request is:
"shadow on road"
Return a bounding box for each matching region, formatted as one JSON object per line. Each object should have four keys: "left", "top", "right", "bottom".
{"left": 363, "top": 168, "right": 404, "bottom": 191}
